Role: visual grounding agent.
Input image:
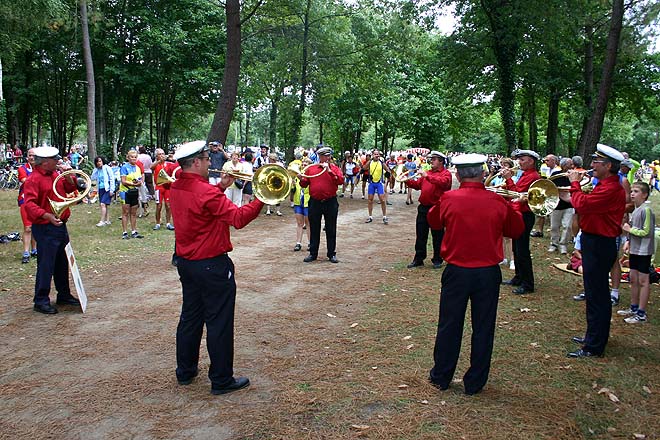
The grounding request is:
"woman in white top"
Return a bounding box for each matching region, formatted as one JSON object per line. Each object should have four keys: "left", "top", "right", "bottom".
{"left": 221, "top": 152, "right": 245, "bottom": 206}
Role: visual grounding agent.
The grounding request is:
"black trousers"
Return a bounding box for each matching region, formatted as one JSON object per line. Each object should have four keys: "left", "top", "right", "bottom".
{"left": 414, "top": 204, "right": 444, "bottom": 264}
{"left": 511, "top": 211, "right": 535, "bottom": 290}
{"left": 429, "top": 264, "right": 502, "bottom": 394}
{"left": 308, "top": 196, "right": 339, "bottom": 258}
{"left": 176, "top": 254, "right": 236, "bottom": 388}
{"left": 581, "top": 233, "right": 617, "bottom": 355}
{"left": 31, "top": 223, "right": 72, "bottom": 305}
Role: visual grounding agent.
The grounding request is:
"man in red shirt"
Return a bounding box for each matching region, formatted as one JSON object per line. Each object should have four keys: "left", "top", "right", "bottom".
{"left": 427, "top": 153, "right": 523, "bottom": 395}
{"left": 567, "top": 144, "right": 626, "bottom": 358}
{"left": 405, "top": 151, "right": 453, "bottom": 269}
{"left": 151, "top": 148, "right": 176, "bottom": 231}
{"left": 169, "top": 141, "right": 263, "bottom": 395}
{"left": 501, "top": 149, "right": 541, "bottom": 294}
{"left": 298, "top": 146, "right": 344, "bottom": 263}
{"left": 22, "top": 146, "right": 80, "bottom": 314}
{"left": 18, "top": 148, "right": 37, "bottom": 263}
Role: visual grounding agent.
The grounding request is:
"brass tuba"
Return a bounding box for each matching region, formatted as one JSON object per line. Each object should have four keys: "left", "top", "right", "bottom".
{"left": 49, "top": 169, "right": 92, "bottom": 217}
{"left": 252, "top": 164, "right": 293, "bottom": 204}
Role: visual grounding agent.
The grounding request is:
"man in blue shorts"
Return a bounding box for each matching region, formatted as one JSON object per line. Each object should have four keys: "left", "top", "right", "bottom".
{"left": 364, "top": 150, "right": 392, "bottom": 225}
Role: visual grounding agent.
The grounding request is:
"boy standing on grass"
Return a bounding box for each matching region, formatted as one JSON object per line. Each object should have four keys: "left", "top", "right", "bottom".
{"left": 620, "top": 182, "right": 655, "bottom": 323}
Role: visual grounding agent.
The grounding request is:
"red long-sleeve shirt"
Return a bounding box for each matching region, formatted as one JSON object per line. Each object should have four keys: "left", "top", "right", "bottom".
{"left": 170, "top": 172, "right": 264, "bottom": 260}
{"left": 22, "top": 166, "right": 78, "bottom": 223}
{"left": 571, "top": 174, "right": 625, "bottom": 237}
{"left": 505, "top": 169, "right": 540, "bottom": 213}
{"left": 428, "top": 182, "right": 524, "bottom": 268}
{"left": 299, "top": 163, "right": 343, "bottom": 200}
{"left": 406, "top": 167, "right": 452, "bottom": 206}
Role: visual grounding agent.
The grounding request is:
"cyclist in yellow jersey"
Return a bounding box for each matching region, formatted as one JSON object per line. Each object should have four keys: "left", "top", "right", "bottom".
{"left": 363, "top": 150, "right": 392, "bottom": 224}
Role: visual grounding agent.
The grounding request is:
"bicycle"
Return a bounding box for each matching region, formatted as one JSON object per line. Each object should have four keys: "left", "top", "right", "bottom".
{"left": 0, "top": 168, "right": 19, "bottom": 190}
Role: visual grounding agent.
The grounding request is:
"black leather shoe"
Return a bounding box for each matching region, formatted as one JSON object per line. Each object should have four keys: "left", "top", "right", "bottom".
{"left": 303, "top": 255, "right": 317, "bottom": 263}
{"left": 432, "top": 261, "right": 443, "bottom": 269}
{"left": 567, "top": 349, "right": 601, "bottom": 358}
{"left": 211, "top": 376, "right": 250, "bottom": 395}
{"left": 407, "top": 260, "right": 424, "bottom": 268}
{"left": 512, "top": 287, "right": 533, "bottom": 295}
{"left": 502, "top": 279, "right": 520, "bottom": 286}
{"left": 56, "top": 297, "right": 81, "bottom": 306}
{"left": 571, "top": 336, "right": 586, "bottom": 344}
{"left": 329, "top": 256, "right": 339, "bottom": 263}
{"left": 34, "top": 303, "right": 58, "bottom": 314}
{"left": 178, "top": 370, "right": 198, "bottom": 386}
{"left": 428, "top": 378, "right": 448, "bottom": 391}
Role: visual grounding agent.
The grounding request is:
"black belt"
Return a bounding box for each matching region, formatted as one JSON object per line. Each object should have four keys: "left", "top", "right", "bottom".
{"left": 314, "top": 196, "right": 337, "bottom": 203}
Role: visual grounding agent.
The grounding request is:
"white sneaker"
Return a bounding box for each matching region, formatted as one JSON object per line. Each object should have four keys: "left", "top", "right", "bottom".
{"left": 96, "top": 221, "right": 106, "bottom": 227}
{"left": 104, "top": 220, "right": 111, "bottom": 226}
{"left": 383, "top": 216, "right": 389, "bottom": 225}
{"left": 500, "top": 258, "right": 508, "bottom": 266}
{"left": 547, "top": 245, "right": 557, "bottom": 252}
{"left": 153, "top": 224, "right": 161, "bottom": 230}
{"left": 616, "top": 308, "right": 635, "bottom": 316}
{"left": 624, "top": 314, "right": 647, "bottom": 324}
{"left": 509, "top": 261, "right": 515, "bottom": 270}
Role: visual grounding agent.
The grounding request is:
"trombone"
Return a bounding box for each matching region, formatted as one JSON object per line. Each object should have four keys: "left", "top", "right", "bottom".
{"left": 286, "top": 162, "right": 327, "bottom": 179}
{"left": 208, "top": 168, "right": 254, "bottom": 181}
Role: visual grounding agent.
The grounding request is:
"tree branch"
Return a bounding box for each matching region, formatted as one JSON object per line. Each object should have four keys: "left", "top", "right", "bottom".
{"left": 240, "top": 0, "right": 266, "bottom": 26}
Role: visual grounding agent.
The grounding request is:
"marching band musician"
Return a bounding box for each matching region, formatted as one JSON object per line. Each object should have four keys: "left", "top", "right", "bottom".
{"left": 405, "top": 151, "right": 453, "bottom": 269}
{"left": 501, "top": 149, "right": 541, "bottom": 295}
{"left": 299, "top": 146, "right": 344, "bottom": 263}
{"left": 22, "top": 146, "right": 81, "bottom": 314}
{"left": 427, "top": 153, "right": 524, "bottom": 395}
{"left": 567, "top": 144, "right": 626, "bottom": 358}
{"left": 169, "top": 141, "right": 264, "bottom": 395}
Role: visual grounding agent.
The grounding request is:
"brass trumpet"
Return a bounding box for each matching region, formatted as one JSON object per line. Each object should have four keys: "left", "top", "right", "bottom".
{"left": 549, "top": 169, "right": 593, "bottom": 190}
{"left": 208, "top": 168, "right": 254, "bottom": 181}
{"left": 49, "top": 169, "right": 92, "bottom": 217}
{"left": 394, "top": 164, "right": 422, "bottom": 182}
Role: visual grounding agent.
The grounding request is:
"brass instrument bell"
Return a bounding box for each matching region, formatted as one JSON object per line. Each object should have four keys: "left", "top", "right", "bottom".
{"left": 49, "top": 169, "right": 93, "bottom": 217}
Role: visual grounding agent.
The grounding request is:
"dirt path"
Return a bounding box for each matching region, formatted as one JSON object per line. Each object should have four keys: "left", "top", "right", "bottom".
{"left": 0, "top": 190, "right": 427, "bottom": 439}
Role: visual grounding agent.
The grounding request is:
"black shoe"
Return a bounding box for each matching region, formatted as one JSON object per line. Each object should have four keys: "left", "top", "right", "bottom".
{"left": 329, "top": 256, "right": 338, "bottom": 264}
{"left": 428, "top": 378, "right": 448, "bottom": 391}
{"left": 293, "top": 243, "right": 302, "bottom": 251}
{"left": 572, "top": 292, "right": 585, "bottom": 301}
{"left": 34, "top": 303, "right": 58, "bottom": 314}
{"left": 56, "top": 297, "right": 81, "bottom": 306}
{"left": 465, "top": 388, "right": 483, "bottom": 396}
{"left": 502, "top": 279, "right": 520, "bottom": 286}
{"left": 21, "top": 254, "right": 30, "bottom": 264}
{"left": 211, "top": 376, "right": 250, "bottom": 395}
{"left": 432, "top": 261, "right": 443, "bottom": 269}
{"left": 571, "top": 336, "right": 586, "bottom": 344}
{"left": 567, "top": 349, "right": 601, "bottom": 358}
{"left": 611, "top": 296, "right": 620, "bottom": 307}
{"left": 303, "top": 255, "right": 317, "bottom": 263}
{"left": 407, "top": 260, "right": 424, "bottom": 268}
{"left": 512, "top": 286, "right": 533, "bottom": 295}
{"left": 178, "top": 370, "right": 199, "bottom": 386}
{"left": 530, "top": 231, "right": 543, "bottom": 238}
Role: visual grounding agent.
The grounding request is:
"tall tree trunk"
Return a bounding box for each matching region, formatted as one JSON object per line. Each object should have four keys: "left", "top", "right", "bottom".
{"left": 97, "top": 76, "right": 106, "bottom": 146}
{"left": 291, "top": 0, "right": 312, "bottom": 145}
{"left": 527, "top": 88, "right": 537, "bottom": 152}
{"left": 578, "top": 0, "right": 623, "bottom": 159}
{"left": 517, "top": 102, "right": 525, "bottom": 149}
{"left": 269, "top": 97, "right": 278, "bottom": 151}
{"left": 546, "top": 91, "right": 560, "bottom": 154}
{"left": 245, "top": 108, "right": 250, "bottom": 146}
{"left": 208, "top": 0, "right": 241, "bottom": 144}
{"left": 80, "top": 0, "right": 96, "bottom": 159}
{"left": 482, "top": 0, "right": 520, "bottom": 153}
{"left": 578, "top": 22, "right": 594, "bottom": 152}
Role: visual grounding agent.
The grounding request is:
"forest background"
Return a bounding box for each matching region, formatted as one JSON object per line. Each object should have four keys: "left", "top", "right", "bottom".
{"left": 0, "top": 0, "right": 659, "bottom": 164}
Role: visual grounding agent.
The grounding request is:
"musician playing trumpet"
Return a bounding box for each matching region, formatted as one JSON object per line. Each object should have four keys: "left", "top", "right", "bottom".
{"left": 500, "top": 149, "right": 541, "bottom": 295}
{"left": 22, "top": 146, "right": 81, "bottom": 314}
{"left": 405, "top": 151, "right": 452, "bottom": 269}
